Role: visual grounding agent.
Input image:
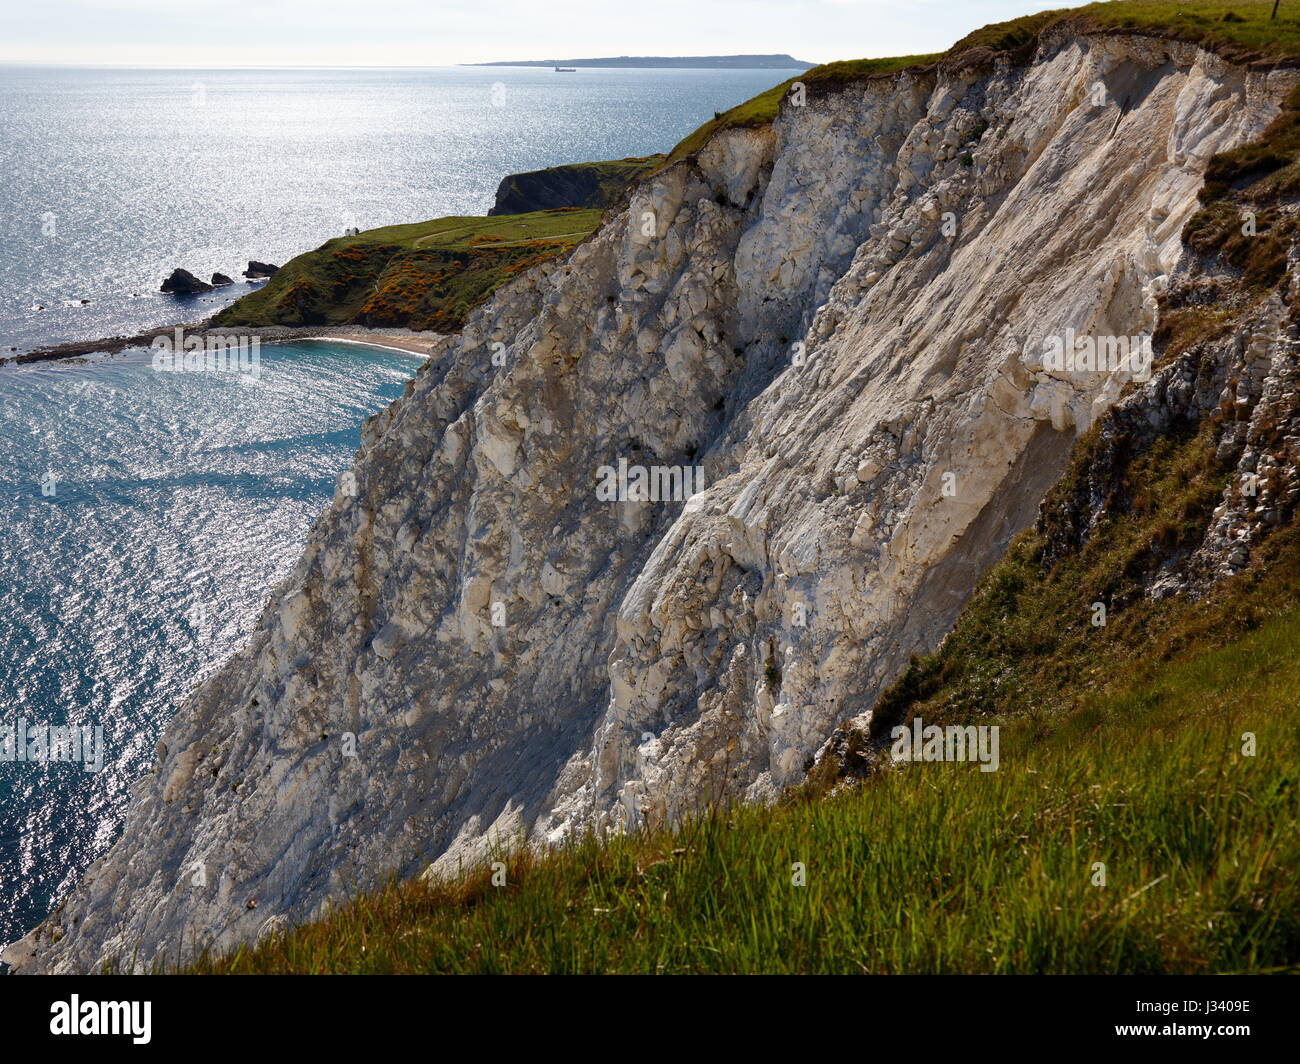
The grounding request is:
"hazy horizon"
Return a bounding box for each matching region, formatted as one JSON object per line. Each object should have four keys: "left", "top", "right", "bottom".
{"left": 0, "top": 58, "right": 814, "bottom": 70}
{"left": 1, "top": 0, "right": 1075, "bottom": 69}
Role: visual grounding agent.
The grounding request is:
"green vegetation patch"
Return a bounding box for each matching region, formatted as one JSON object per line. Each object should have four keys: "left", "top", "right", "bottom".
{"left": 1080, "top": 0, "right": 1300, "bottom": 61}
{"left": 1185, "top": 201, "right": 1294, "bottom": 288}
{"left": 856, "top": 421, "right": 1285, "bottom": 743}
{"left": 1202, "top": 83, "right": 1300, "bottom": 202}
{"left": 1185, "top": 78, "right": 1300, "bottom": 289}
{"left": 214, "top": 209, "right": 601, "bottom": 330}
{"left": 944, "top": 7, "right": 1071, "bottom": 60}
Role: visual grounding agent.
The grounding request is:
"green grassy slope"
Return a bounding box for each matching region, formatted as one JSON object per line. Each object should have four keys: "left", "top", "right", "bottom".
{"left": 213, "top": 208, "right": 601, "bottom": 331}
{"left": 189, "top": 607, "right": 1299, "bottom": 974}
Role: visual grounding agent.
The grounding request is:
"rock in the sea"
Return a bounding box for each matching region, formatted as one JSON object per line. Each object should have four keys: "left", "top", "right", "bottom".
{"left": 160, "top": 269, "right": 214, "bottom": 295}
{"left": 242, "top": 261, "right": 279, "bottom": 279}
{"left": 211, "top": 272, "right": 234, "bottom": 286}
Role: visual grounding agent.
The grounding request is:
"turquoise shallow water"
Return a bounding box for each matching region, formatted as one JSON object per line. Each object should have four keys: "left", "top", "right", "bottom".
{"left": 0, "top": 341, "right": 419, "bottom": 946}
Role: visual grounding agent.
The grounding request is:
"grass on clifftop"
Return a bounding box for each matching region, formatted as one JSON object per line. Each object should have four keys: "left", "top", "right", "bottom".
{"left": 1083, "top": 0, "right": 1300, "bottom": 59}
{"left": 661, "top": 54, "right": 941, "bottom": 166}
{"left": 662, "top": 1, "right": 1300, "bottom": 168}
{"left": 186, "top": 608, "right": 1299, "bottom": 974}
{"left": 214, "top": 208, "right": 601, "bottom": 331}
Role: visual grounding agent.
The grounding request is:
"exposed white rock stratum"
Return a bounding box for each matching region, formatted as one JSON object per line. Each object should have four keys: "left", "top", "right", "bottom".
{"left": 7, "top": 27, "right": 1297, "bottom": 971}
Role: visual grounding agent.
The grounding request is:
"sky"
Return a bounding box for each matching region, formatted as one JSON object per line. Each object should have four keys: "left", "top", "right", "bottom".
{"left": 0, "top": 0, "right": 1080, "bottom": 68}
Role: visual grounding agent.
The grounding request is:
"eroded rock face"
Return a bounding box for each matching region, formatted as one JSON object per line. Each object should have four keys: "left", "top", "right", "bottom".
{"left": 1034, "top": 281, "right": 1300, "bottom": 601}
{"left": 488, "top": 159, "right": 658, "bottom": 215}
{"left": 7, "top": 29, "right": 1296, "bottom": 972}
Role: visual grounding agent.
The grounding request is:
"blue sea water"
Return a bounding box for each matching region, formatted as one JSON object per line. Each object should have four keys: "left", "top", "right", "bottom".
{"left": 0, "top": 341, "right": 422, "bottom": 948}
{"left": 0, "top": 64, "right": 797, "bottom": 952}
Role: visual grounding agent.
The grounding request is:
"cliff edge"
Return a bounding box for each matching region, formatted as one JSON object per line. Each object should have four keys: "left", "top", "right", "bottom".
{"left": 7, "top": 19, "right": 1297, "bottom": 972}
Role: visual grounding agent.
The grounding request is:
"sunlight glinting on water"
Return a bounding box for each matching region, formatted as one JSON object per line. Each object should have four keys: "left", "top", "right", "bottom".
{"left": 0, "top": 341, "right": 420, "bottom": 944}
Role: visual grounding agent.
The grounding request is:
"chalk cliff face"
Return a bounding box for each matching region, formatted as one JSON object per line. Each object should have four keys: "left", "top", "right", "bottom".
{"left": 7, "top": 27, "right": 1296, "bottom": 972}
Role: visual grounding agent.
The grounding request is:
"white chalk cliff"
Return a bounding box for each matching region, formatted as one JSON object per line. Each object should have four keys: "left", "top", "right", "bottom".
{"left": 8, "top": 25, "right": 1297, "bottom": 971}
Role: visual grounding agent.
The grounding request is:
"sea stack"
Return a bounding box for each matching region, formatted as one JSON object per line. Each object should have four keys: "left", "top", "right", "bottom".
{"left": 160, "top": 268, "right": 214, "bottom": 295}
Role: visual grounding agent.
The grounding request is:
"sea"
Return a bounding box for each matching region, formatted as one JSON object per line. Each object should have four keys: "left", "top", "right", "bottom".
{"left": 0, "top": 64, "right": 798, "bottom": 951}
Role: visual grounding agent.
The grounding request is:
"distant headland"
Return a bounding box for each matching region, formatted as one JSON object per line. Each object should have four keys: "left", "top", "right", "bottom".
{"left": 468, "top": 54, "right": 814, "bottom": 69}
